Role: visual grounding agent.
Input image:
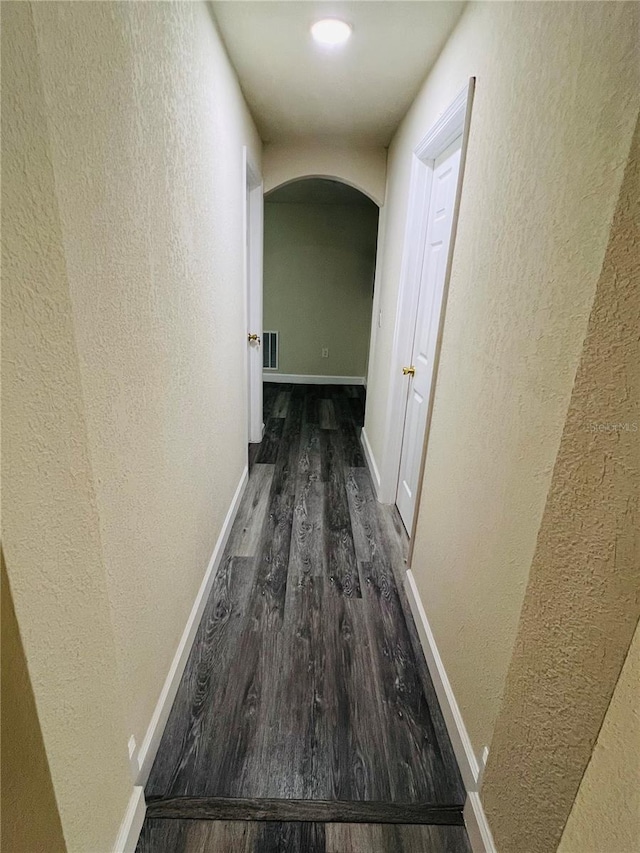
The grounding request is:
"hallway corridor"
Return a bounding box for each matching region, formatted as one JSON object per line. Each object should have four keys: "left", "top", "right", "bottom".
{"left": 139, "top": 384, "right": 469, "bottom": 851}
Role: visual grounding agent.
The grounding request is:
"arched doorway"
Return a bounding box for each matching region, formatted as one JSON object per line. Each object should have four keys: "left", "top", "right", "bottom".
{"left": 262, "top": 177, "right": 379, "bottom": 388}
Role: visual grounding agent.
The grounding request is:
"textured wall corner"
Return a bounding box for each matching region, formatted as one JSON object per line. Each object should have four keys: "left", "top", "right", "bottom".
{"left": 558, "top": 620, "right": 640, "bottom": 853}
{"left": 2, "top": 1, "right": 261, "bottom": 848}
{"left": 1, "top": 556, "right": 67, "bottom": 853}
{"left": 481, "top": 112, "right": 640, "bottom": 853}
{"left": 1, "top": 4, "right": 134, "bottom": 849}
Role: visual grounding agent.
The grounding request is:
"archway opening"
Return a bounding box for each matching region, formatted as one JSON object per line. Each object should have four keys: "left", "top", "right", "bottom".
{"left": 265, "top": 173, "right": 381, "bottom": 207}
{"left": 262, "top": 177, "right": 379, "bottom": 390}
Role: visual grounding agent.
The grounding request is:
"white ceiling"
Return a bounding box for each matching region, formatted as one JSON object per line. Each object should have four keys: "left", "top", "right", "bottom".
{"left": 212, "top": 2, "right": 466, "bottom": 146}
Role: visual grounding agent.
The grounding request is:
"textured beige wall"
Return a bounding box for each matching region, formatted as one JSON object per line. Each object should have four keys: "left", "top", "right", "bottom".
{"left": 2, "top": 4, "right": 134, "bottom": 849}
{"left": 558, "top": 620, "right": 640, "bottom": 853}
{"left": 263, "top": 142, "right": 387, "bottom": 205}
{"left": 1, "top": 556, "right": 67, "bottom": 853}
{"left": 2, "top": 0, "right": 261, "bottom": 848}
{"left": 366, "top": 0, "right": 639, "bottom": 768}
{"left": 27, "top": 0, "right": 261, "bottom": 753}
{"left": 263, "top": 202, "right": 378, "bottom": 377}
{"left": 482, "top": 112, "right": 639, "bottom": 853}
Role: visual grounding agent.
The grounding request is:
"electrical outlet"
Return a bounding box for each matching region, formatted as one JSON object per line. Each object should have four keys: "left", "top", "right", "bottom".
{"left": 321, "top": 347, "right": 329, "bottom": 358}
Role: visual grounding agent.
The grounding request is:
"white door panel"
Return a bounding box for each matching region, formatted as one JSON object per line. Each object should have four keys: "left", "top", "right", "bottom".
{"left": 396, "top": 137, "right": 462, "bottom": 532}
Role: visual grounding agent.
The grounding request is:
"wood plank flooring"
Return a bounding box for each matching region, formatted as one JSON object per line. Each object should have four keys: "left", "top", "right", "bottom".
{"left": 137, "top": 819, "right": 470, "bottom": 853}
{"left": 141, "top": 384, "right": 468, "bottom": 851}
{"left": 144, "top": 796, "right": 463, "bottom": 825}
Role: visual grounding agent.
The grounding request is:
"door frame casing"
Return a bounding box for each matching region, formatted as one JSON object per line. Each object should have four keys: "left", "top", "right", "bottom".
{"left": 376, "top": 80, "right": 475, "bottom": 535}
{"left": 395, "top": 135, "right": 463, "bottom": 533}
{"left": 243, "top": 147, "right": 264, "bottom": 445}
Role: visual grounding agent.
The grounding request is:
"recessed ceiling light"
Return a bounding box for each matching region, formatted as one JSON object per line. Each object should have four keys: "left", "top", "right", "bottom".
{"left": 311, "top": 18, "right": 352, "bottom": 47}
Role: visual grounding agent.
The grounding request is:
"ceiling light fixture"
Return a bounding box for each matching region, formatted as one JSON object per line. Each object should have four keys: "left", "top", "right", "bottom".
{"left": 311, "top": 18, "right": 352, "bottom": 47}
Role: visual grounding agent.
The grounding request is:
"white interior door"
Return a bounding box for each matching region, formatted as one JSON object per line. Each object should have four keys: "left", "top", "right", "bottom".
{"left": 396, "top": 136, "right": 462, "bottom": 532}
{"left": 244, "top": 150, "right": 264, "bottom": 444}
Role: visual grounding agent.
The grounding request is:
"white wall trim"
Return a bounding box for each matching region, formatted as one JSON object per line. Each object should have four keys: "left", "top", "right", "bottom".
{"left": 405, "top": 574, "right": 496, "bottom": 853}
{"left": 112, "top": 786, "right": 146, "bottom": 853}
{"left": 377, "top": 80, "right": 473, "bottom": 505}
{"left": 136, "top": 465, "right": 249, "bottom": 784}
{"left": 464, "top": 792, "right": 497, "bottom": 853}
{"left": 360, "top": 427, "right": 382, "bottom": 499}
{"left": 264, "top": 373, "right": 365, "bottom": 385}
{"left": 415, "top": 84, "right": 470, "bottom": 161}
{"left": 404, "top": 568, "right": 480, "bottom": 791}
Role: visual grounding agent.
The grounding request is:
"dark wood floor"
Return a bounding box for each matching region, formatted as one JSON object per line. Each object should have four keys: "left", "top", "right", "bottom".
{"left": 137, "top": 819, "right": 470, "bottom": 852}
{"left": 141, "top": 384, "right": 468, "bottom": 851}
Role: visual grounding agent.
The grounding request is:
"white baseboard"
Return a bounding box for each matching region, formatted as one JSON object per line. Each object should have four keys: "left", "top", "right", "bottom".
{"left": 360, "top": 426, "right": 382, "bottom": 500}
{"left": 404, "top": 569, "right": 497, "bottom": 850}
{"left": 136, "top": 465, "right": 249, "bottom": 783}
{"left": 113, "top": 786, "right": 146, "bottom": 853}
{"left": 249, "top": 422, "right": 265, "bottom": 444}
{"left": 404, "top": 569, "right": 480, "bottom": 791}
{"left": 464, "top": 792, "right": 497, "bottom": 853}
{"left": 263, "top": 373, "right": 365, "bottom": 385}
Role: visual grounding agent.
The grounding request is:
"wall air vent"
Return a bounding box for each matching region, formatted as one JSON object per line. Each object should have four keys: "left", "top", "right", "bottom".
{"left": 263, "top": 331, "right": 279, "bottom": 370}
